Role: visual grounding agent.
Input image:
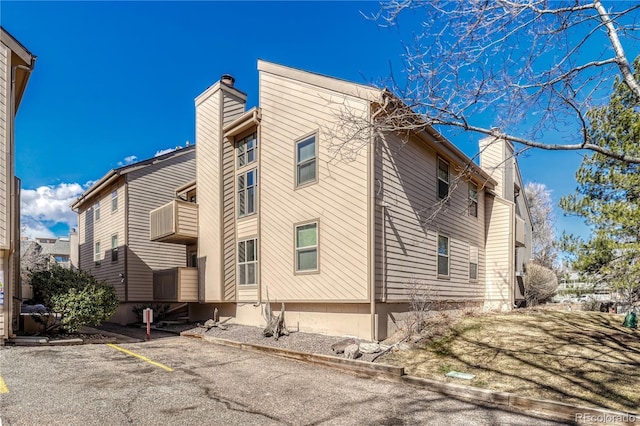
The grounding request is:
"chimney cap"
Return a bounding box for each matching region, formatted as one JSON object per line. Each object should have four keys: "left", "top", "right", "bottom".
{"left": 221, "top": 74, "right": 235, "bottom": 86}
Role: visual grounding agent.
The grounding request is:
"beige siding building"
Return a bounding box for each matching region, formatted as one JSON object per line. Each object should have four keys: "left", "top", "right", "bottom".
{"left": 0, "top": 28, "right": 35, "bottom": 344}
{"left": 150, "top": 61, "right": 533, "bottom": 341}
{"left": 72, "top": 146, "right": 196, "bottom": 324}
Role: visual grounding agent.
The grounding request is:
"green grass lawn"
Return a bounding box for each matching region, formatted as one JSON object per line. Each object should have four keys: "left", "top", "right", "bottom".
{"left": 379, "top": 309, "right": 640, "bottom": 413}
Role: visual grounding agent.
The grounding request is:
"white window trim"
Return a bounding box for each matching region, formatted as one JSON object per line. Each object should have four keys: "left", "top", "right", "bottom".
{"left": 111, "top": 190, "right": 118, "bottom": 212}
{"left": 469, "top": 245, "right": 479, "bottom": 281}
{"left": 437, "top": 234, "right": 450, "bottom": 278}
{"left": 469, "top": 182, "right": 478, "bottom": 217}
{"left": 237, "top": 132, "right": 258, "bottom": 168}
{"left": 94, "top": 201, "right": 101, "bottom": 221}
{"left": 94, "top": 241, "right": 101, "bottom": 265}
{"left": 295, "top": 220, "right": 319, "bottom": 274}
{"left": 437, "top": 158, "right": 449, "bottom": 200}
{"left": 295, "top": 131, "right": 319, "bottom": 188}
{"left": 237, "top": 238, "right": 258, "bottom": 286}
{"left": 111, "top": 234, "right": 119, "bottom": 262}
{"left": 237, "top": 168, "right": 257, "bottom": 218}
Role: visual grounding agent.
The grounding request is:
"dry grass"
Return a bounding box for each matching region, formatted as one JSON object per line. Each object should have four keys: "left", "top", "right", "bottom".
{"left": 379, "top": 309, "right": 640, "bottom": 413}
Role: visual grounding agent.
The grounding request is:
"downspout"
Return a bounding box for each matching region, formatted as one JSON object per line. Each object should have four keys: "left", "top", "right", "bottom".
{"left": 369, "top": 94, "right": 390, "bottom": 342}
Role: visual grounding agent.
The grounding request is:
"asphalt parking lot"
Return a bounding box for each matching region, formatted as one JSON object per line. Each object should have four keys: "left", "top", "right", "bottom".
{"left": 0, "top": 337, "right": 566, "bottom": 425}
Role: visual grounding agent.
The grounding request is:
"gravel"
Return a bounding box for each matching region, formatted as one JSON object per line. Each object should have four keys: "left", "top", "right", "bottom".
{"left": 177, "top": 322, "right": 383, "bottom": 362}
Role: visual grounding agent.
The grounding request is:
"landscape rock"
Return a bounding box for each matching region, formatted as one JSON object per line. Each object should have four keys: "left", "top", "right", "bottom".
{"left": 344, "top": 344, "right": 361, "bottom": 359}
{"left": 331, "top": 338, "right": 359, "bottom": 354}
{"left": 358, "top": 342, "right": 381, "bottom": 354}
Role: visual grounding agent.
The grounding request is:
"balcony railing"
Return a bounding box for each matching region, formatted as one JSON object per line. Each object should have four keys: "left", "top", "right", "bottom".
{"left": 515, "top": 215, "right": 526, "bottom": 247}
{"left": 152, "top": 267, "right": 198, "bottom": 302}
{"left": 149, "top": 200, "right": 198, "bottom": 244}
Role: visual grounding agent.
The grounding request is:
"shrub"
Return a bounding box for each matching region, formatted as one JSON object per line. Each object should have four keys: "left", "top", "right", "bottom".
{"left": 29, "top": 265, "right": 119, "bottom": 333}
{"left": 524, "top": 263, "right": 558, "bottom": 306}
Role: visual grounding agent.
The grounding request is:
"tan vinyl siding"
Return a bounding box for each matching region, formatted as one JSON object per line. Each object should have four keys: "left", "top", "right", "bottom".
{"left": 375, "top": 132, "right": 486, "bottom": 301}
{"left": 484, "top": 195, "right": 514, "bottom": 309}
{"left": 78, "top": 184, "right": 127, "bottom": 299}
{"left": 196, "top": 89, "right": 222, "bottom": 301}
{"left": 126, "top": 150, "right": 196, "bottom": 301}
{"left": 178, "top": 267, "right": 198, "bottom": 301}
{"left": 259, "top": 71, "right": 370, "bottom": 302}
{"left": 0, "top": 252, "right": 5, "bottom": 338}
{"left": 236, "top": 217, "right": 258, "bottom": 240}
{"left": 237, "top": 286, "right": 258, "bottom": 302}
{"left": 0, "top": 43, "right": 8, "bottom": 248}
{"left": 221, "top": 92, "right": 243, "bottom": 301}
{"left": 479, "top": 137, "right": 506, "bottom": 199}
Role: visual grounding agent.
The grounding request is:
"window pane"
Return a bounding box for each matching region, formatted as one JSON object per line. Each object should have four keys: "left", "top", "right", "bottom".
{"left": 238, "top": 174, "right": 245, "bottom": 190}
{"left": 438, "top": 257, "right": 448, "bottom": 275}
{"left": 297, "top": 137, "right": 315, "bottom": 162}
{"left": 247, "top": 187, "right": 255, "bottom": 214}
{"left": 238, "top": 241, "right": 246, "bottom": 263}
{"left": 470, "top": 263, "right": 478, "bottom": 280}
{"left": 239, "top": 264, "right": 246, "bottom": 285}
{"left": 438, "top": 160, "right": 449, "bottom": 182}
{"left": 297, "top": 224, "right": 317, "bottom": 248}
{"left": 238, "top": 192, "right": 245, "bottom": 216}
{"left": 438, "top": 236, "right": 449, "bottom": 256}
{"left": 438, "top": 180, "right": 448, "bottom": 199}
{"left": 247, "top": 170, "right": 254, "bottom": 186}
{"left": 247, "top": 135, "right": 255, "bottom": 150}
{"left": 297, "top": 161, "right": 316, "bottom": 185}
{"left": 238, "top": 141, "right": 246, "bottom": 154}
{"left": 246, "top": 239, "right": 255, "bottom": 261}
{"left": 297, "top": 248, "right": 317, "bottom": 271}
{"left": 112, "top": 235, "right": 118, "bottom": 248}
{"left": 247, "top": 149, "right": 255, "bottom": 163}
{"left": 470, "top": 201, "right": 478, "bottom": 217}
{"left": 247, "top": 263, "right": 256, "bottom": 285}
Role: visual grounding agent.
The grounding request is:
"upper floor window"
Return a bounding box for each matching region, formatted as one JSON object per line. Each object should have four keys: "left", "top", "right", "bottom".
{"left": 469, "top": 182, "right": 478, "bottom": 217}
{"left": 296, "top": 221, "right": 318, "bottom": 272}
{"left": 437, "top": 234, "right": 449, "bottom": 277}
{"left": 438, "top": 158, "right": 449, "bottom": 199}
{"left": 111, "top": 234, "right": 119, "bottom": 262}
{"left": 111, "top": 190, "right": 118, "bottom": 212}
{"left": 238, "top": 169, "right": 257, "bottom": 217}
{"left": 238, "top": 238, "right": 257, "bottom": 285}
{"left": 469, "top": 245, "right": 478, "bottom": 280}
{"left": 94, "top": 202, "right": 101, "bottom": 221}
{"left": 237, "top": 132, "right": 257, "bottom": 168}
{"left": 296, "top": 133, "right": 317, "bottom": 187}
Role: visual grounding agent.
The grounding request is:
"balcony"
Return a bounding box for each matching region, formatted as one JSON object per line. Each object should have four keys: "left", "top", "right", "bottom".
{"left": 515, "top": 215, "right": 526, "bottom": 247}
{"left": 150, "top": 200, "right": 198, "bottom": 244}
{"left": 152, "top": 267, "right": 198, "bottom": 302}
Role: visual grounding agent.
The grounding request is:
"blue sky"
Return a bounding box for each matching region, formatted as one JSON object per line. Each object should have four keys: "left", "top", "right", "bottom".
{"left": 2, "top": 1, "right": 612, "bottom": 240}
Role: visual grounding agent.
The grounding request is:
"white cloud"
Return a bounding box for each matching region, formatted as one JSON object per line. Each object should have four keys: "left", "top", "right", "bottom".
{"left": 155, "top": 146, "right": 182, "bottom": 157}
{"left": 117, "top": 155, "right": 138, "bottom": 167}
{"left": 20, "top": 182, "right": 89, "bottom": 237}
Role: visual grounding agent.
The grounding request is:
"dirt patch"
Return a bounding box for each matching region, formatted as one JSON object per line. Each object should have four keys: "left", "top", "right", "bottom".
{"left": 378, "top": 309, "right": 640, "bottom": 413}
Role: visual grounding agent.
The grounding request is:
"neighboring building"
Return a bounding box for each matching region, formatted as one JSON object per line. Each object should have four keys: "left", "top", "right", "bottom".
{"left": 149, "top": 61, "right": 533, "bottom": 341}
{"left": 20, "top": 236, "right": 73, "bottom": 300}
{"left": 1, "top": 28, "right": 35, "bottom": 344}
{"left": 71, "top": 146, "right": 196, "bottom": 323}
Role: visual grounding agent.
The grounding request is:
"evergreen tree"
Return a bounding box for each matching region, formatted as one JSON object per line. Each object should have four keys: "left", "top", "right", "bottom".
{"left": 560, "top": 58, "right": 640, "bottom": 305}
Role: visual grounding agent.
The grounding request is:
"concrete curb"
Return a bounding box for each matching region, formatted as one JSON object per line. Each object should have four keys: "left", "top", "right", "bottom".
{"left": 182, "top": 331, "right": 638, "bottom": 425}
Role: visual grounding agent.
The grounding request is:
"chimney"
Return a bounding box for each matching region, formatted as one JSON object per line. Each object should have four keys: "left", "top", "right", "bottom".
{"left": 221, "top": 74, "right": 235, "bottom": 87}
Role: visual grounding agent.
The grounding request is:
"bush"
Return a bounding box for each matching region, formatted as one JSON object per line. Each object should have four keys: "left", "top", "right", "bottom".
{"left": 524, "top": 263, "right": 558, "bottom": 306}
{"left": 29, "top": 265, "right": 119, "bottom": 333}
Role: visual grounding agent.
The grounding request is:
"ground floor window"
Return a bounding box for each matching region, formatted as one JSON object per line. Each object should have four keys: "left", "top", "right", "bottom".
{"left": 238, "top": 238, "right": 257, "bottom": 285}
{"left": 437, "top": 235, "right": 449, "bottom": 277}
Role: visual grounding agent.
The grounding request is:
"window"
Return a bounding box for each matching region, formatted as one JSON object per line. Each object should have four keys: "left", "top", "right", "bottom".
{"left": 238, "top": 239, "right": 257, "bottom": 285}
{"left": 296, "top": 222, "right": 318, "bottom": 272}
{"left": 94, "top": 241, "right": 101, "bottom": 265}
{"left": 296, "top": 134, "right": 317, "bottom": 187}
{"left": 94, "top": 202, "right": 101, "bottom": 221}
{"left": 111, "top": 190, "right": 118, "bottom": 212}
{"left": 237, "top": 132, "right": 257, "bottom": 167}
{"left": 469, "top": 182, "right": 478, "bottom": 217}
{"left": 111, "top": 234, "right": 118, "bottom": 262}
{"left": 438, "top": 159, "right": 449, "bottom": 199}
{"left": 437, "top": 235, "right": 449, "bottom": 276}
{"left": 237, "top": 169, "right": 257, "bottom": 217}
{"left": 469, "top": 245, "right": 479, "bottom": 280}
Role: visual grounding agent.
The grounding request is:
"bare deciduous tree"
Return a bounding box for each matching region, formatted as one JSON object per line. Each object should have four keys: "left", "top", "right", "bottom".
{"left": 369, "top": 0, "right": 640, "bottom": 163}
{"left": 524, "top": 182, "right": 558, "bottom": 269}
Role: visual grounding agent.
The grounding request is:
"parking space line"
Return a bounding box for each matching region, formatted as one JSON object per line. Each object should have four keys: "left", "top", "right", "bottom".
{"left": 106, "top": 344, "right": 174, "bottom": 372}
{"left": 0, "top": 375, "right": 8, "bottom": 393}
